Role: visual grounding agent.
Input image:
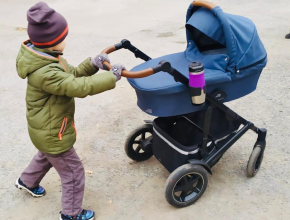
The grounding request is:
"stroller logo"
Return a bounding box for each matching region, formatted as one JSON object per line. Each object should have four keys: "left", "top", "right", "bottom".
{"left": 146, "top": 109, "right": 153, "bottom": 113}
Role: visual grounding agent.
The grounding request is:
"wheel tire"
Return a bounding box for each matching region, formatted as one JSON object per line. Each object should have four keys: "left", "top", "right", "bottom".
{"left": 246, "top": 146, "right": 264, "bottom": 177}
{"left": 165, "top": 164, "right": 208, "bottom": 208}
{"left": 124, "top": 124, "right": 153, "bottom": 162}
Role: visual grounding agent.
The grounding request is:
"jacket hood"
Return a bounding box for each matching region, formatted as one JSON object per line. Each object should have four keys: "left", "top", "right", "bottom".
{"left": 16, "top": 40, "right": 59, "bottom": 79}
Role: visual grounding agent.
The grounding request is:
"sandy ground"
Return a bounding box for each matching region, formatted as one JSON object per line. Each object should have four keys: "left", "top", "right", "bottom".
{"left": 0, "top": 0, "right": 290, "bottom": 219}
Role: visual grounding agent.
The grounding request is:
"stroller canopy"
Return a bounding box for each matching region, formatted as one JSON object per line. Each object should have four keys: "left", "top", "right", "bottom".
{"left": 186, "top": 6, "right": 267, "bottom": 72}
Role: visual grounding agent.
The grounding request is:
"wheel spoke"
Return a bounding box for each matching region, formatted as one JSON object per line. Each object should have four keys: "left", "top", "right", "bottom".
{"left": 180, "top": 191, "right": 187, "bottom": 202}
{"left": 193, "top": 187, "right": 201, "bottom": 194}
{"left": 135, "top": 145, "right": 141, "bottom": 153}
{"left": 147, "top": 136, "right": 153, "bottom": 143}
{"left": 134, "top": 140, "right": 141, "bottom": 144}
{"left": 141, "top": 132, "right": 146, "bottom": 140}
{"left": 190, "top": 175, "right": 201, "bottom": 184}
{"left": 174, "top": 185, "right": 185, "bottom": 192}
{"left": 183, "top": 176, "right": 190, "bottom": 185}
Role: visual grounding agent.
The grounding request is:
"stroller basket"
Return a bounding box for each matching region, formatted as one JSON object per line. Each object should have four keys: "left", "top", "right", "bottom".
{"left": 153, "top": 107, "right": 241, "bottom": 172}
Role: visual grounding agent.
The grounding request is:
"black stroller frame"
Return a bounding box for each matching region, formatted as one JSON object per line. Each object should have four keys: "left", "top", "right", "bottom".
{"left": 103, "top": 39, "right": 267, "bottom": 208}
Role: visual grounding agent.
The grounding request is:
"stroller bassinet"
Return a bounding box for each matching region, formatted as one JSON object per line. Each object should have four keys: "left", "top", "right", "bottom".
{"left": 128, "top": 6, "right": 267, "bottom": 116}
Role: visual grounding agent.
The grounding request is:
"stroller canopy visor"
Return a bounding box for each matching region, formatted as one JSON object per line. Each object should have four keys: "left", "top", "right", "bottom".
{"left": 186, "top": 5, "right": 267, "bottom": 72}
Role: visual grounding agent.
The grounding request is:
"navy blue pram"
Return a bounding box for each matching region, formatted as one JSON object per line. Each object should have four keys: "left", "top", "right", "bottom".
{"left": 128, "top": 5, "right": 267, "bottom": 116}
{"left": 101, "top": 0, "right": 268, "bottom": 208}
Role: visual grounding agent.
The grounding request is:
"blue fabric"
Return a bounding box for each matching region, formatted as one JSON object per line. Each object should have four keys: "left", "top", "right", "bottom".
{"left": 186, "top": 5, "right": 267, "bottom": 71}
{"left": 127, "top": 4, "right": 267, "bottom": 116}
{"left": 129, "top": 42, "right": 230, "bottom": 95}
{"left": 187, "top": 8, "right": 226, "bottom": 46}
{"left": 131, "top": 67, "right": 264, "bottom": 117}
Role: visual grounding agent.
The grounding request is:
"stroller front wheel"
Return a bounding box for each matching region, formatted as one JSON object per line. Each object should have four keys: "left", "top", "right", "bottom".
{"left": 165, "top": 164, "right": 208, "bottom": 208}
{"left": 124, "top": 124, "right": 153, "bottom": 162}
{"left": 246, "top": 146, "right": 264, "bottom": 177}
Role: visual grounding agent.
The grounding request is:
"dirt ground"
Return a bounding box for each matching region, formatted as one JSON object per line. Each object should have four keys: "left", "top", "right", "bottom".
{"left": 0, "top": 0, "right": 290, "bottom": 219}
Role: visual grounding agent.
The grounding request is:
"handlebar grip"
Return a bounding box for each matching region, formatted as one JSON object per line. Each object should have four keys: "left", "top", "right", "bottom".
{"left": 101, "top": 46, "right": 116, "bottom": 55}
{"left": 101, "top": 42, "right": 156, "bottom": 78}
{"left": 103, "top": 61, "right": 111, "bottom": 71}
{"left": 192, "top": 0, "right": 217, "bottom": 10}
{"left": 103, "top": 60, "right": 154, "bottom": 78}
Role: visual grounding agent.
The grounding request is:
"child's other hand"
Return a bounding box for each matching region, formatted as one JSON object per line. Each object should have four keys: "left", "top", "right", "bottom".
{"left": 91, "top": 53, "right": 110, "bottom": 70}
{"left": 111, "top": 64, "right": 126, "bottom": 81}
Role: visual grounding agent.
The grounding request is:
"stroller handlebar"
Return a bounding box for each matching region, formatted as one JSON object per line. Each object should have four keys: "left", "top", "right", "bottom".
{"left": 101, "top": 40, "right": 190, "bottom": 84}
{"left": 102, "top": 59, "right": 154, "bottom": 78}
{"left": 101, "top": 40, "right": 168, "bottom": 78}
{"left": 192, "top": 0, "right": 217, "bottom": 10}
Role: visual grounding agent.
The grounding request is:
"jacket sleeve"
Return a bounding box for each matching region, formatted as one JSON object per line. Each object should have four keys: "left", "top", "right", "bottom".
{"left": 40, "top": 67, "right": 116, "bottom": 98}
{"left": 68, "top": 57, "right": 99, "bottom": 77}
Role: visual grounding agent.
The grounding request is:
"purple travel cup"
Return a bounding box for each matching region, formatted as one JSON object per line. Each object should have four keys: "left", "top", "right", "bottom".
{"left": 189, "top": 62, "right": 206, "bottom": 105}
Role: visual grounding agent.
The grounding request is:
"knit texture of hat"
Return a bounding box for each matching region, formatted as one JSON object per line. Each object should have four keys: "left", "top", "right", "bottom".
{"left": 27, "top": 2, "right": 68, "bottom": 48}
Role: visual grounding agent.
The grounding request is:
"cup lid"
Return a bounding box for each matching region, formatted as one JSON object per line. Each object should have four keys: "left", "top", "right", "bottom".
{"left": 189, "top": 62, "right": 204, "bottom": 72}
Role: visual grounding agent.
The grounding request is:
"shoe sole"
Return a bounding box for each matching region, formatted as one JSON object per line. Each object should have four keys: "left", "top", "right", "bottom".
{"left": 59, "top": 216, "right": 94, "bottom": 220}
{"left": 15, "top": 179, "right": 45, "bottom": 198}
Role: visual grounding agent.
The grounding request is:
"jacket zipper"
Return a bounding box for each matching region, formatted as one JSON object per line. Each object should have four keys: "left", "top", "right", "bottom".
{"left": 72, "top": 121, "right": 77, "bottom": 137}
{"left": 238, "top": 55, "right": 267, "bottom": 71}
{"left": 58, "top": 117, "right": 68, "bottom": 141}
{"left": 58, "top": 55, "right": 67, "bottom": 72}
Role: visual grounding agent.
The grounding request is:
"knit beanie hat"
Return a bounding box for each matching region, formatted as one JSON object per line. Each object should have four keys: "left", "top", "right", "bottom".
{"left": 27, "top": 2, "right": 68, "bottom": 48}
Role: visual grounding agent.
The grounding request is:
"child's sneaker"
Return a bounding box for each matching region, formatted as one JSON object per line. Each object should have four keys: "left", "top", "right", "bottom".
{"left": 15, "top": 178, "right": 46, "bottom": 197}
{"left": 60, "top": 209, "right": 95, "bottom": 220}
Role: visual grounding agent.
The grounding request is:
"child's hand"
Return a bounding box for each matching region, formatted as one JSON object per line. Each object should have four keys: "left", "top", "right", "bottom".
{"left": 91, "top": 53, "right": 110, "bottom": 70}
{"left": 111, "top": 64, "right": 126, "bottom": 81}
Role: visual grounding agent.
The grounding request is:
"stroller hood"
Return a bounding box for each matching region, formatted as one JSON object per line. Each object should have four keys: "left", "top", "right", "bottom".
{"left": 186, "top": 5, "right": 267, "bottom": 72}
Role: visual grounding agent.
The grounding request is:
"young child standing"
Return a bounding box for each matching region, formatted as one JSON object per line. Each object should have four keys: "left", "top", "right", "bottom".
{"left": 15, "top": 2, "right": 125, "bottom": 220}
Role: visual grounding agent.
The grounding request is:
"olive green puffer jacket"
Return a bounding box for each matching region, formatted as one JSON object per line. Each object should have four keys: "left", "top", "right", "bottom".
{"left": 16, "top": 40, "right": 116, "bottom": 154}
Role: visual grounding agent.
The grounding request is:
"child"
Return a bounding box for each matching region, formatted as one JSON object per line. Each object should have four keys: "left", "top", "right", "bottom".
{"left": 15, "top": 2, "right": 125, "bottom": 220}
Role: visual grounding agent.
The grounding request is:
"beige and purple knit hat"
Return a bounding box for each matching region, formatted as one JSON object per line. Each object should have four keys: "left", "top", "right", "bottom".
{"left": 27, "top": 2, "right": 68, "bottom": 48}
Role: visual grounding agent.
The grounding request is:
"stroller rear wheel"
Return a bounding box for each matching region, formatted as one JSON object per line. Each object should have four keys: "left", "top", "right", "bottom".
{"left": 165, "top": 164, "right": 208, "bottom": 208}
{"left": 124, "top": 124, "right": 153, "bottom": 162}
{"left": 246, "top": 146, "right": 264, "bottom": 177}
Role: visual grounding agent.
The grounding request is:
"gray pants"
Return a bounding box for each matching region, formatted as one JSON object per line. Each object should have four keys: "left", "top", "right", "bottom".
{"left": 20, "top": 147, "right": 85, "bottom": 216}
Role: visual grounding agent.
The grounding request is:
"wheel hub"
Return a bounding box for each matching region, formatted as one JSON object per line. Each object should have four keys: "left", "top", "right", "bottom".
{"left": 173, "top": 173, "right": 203, "bottom": 203}
{"left": 140, "top": 137, "right": 153, "bottom": 152}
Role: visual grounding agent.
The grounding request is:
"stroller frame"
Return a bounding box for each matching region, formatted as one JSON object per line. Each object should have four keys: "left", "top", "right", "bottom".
{"left": 103, "top": 39, "right": 267, "bottom": 207}
{"left": 118, "top": 39, "right": 267, "bottom": 164}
